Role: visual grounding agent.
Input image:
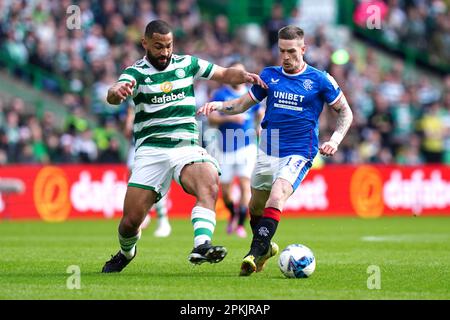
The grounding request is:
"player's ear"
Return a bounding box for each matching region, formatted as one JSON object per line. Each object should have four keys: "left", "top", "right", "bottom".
{"left": 141, "top": 37, "right": 147, "bottom": 50}
{"left": 301, "top": 44, "right": 306, "bottom": 55}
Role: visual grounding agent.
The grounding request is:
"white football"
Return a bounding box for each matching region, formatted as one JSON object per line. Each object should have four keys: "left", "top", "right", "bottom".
{"left": 278, "top": 244, "right": 316, "bottom": 278}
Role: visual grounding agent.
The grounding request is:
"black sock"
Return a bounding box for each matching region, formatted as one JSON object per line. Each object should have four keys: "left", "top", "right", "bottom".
{"left": 249, "top": 215, "right": 262, "bottom": 234}
{"left": 248, "top": 217, "right": 279, "bottom": 256}
{"left": 224, "top": 201, "right": 236, "bottom": 221}
{"left": 238, "top": 206, "right": 247, "bottom": 226}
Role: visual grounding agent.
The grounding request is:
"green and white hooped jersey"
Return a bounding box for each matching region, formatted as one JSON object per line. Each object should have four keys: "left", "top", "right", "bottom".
{"left": 118, "top": 54, "right": 216, "bottom": 149}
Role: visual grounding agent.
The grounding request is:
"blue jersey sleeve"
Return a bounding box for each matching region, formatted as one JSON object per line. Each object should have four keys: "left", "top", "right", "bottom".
{"left": 321, "top": 72, "right": 342, "bottom": 105}
{"left": 249, "top": 69, "right": 269, "bottom": 102}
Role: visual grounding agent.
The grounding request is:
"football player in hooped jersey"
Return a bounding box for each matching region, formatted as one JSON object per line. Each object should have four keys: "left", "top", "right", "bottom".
{"left": 102, "top": 20, "right": 267, "bottom": 273}
{"left": 197, "top": 25, "right": 353, "bottom": 276}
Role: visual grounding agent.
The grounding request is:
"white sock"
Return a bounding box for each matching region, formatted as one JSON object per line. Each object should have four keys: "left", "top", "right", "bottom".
{"left": 119, "top": 230, "right": 141, "bottom": 260}
{"left": 191, "top": 206, "right": 216, "bottom": 248}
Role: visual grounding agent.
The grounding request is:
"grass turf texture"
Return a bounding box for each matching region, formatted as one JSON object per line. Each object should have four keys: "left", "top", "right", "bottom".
{"left": 0, "top": 217, "right": 449, "bottom": 300}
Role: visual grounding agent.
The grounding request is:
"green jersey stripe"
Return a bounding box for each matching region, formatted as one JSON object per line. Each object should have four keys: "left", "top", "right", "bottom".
{"left": 134, "top": 122, "right": 198, "bottom": 141}
{"left": 190, "top": 56, "right": 200, "bottom": 78}
{"left": 134, "top": 117, "right": 196, "bottom": 134}
{"left": 134, "top": 105, "right": 196, "bottom": 123}
{"left": 201, "top": 63, "right": 214, "bottom": 78}
{"left": 133, "top": 85, "right": 194, "bottom": 105}
{"left": 123, "top": 68, "right": 143, "bottom": 83}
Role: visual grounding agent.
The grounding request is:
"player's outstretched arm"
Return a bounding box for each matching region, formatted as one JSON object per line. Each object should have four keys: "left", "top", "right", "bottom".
{"left": 210, "top": 66, "right": 268, "bottom": 89}
{"left": 107, "top": 80, "right": 135, "bottom": 105}
{"left": 197, "top": 93, "right": 256, "bottom": 116}
{"left": 319, "top": 94, "right": 353, "bottom": 157}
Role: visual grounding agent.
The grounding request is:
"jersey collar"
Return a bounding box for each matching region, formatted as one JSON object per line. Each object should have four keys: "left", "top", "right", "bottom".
{"left": 282, "top": 62, "right": 308, "bottom": 77}
{"left": 143, "top": 55, "right": 152, "bottom": 67}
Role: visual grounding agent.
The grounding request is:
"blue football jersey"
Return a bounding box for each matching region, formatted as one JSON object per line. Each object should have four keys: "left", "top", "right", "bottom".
{"left": 249, "top": 64, "right": 342, "bottom": 158}
{"left": 212, "top": 86, "right": 260, "bottom": 152}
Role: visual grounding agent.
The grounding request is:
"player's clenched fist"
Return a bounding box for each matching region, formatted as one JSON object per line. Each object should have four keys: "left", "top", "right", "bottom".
{"left": 107, "top": 80, "right": 136, "bottom": 105}
{"left": 319, "top": 140, "right": 338, "bottom": 157}
{"left": 197, "top": 101, "right": 224, "bottom": 116}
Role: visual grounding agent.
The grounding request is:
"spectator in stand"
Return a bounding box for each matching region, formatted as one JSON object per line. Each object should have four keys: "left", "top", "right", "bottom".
{"left": 419, "top": 102, "right": 446, "bottom": 163}
{"left": 98, "top": 137, "right": 122, "bottom": 163}
{"left": 265, "top": 3, "right": 288, "bottom": 50}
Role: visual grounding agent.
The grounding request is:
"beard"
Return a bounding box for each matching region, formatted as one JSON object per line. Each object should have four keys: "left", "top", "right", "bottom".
{"left": 147, "top": 52, "right": 172, "bottom": 71}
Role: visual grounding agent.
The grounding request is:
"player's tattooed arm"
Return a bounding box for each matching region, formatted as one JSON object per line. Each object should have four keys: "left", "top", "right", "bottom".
{"left": 331, "top": 94, "right": 353, "bottom": 141}
{"left": 197, "top": 93, "right": 256, "bottom": 116}
{"left": 319, "top": 94, "right": 353, "bottom": 157}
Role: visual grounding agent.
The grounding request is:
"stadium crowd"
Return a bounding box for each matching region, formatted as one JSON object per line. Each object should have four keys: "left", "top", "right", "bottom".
{"left": 0, "top": 0, "right": 449, "bottom": 165}
{"left": 354, "top": 0, "right": 450, "bottom": 67}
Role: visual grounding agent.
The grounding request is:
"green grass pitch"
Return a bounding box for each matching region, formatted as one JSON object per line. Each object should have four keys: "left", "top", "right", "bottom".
{"left": 0, "top": 217, "right": 449, "bottom": 300}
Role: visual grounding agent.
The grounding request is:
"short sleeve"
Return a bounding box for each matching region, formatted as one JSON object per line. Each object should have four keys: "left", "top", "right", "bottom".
{"left": 118, "top": 68, "right": 138, "bottom": 84}
{"left": 322, "top": 72, "right": 342, "bottom": 105}
{"left": 194, "top": 56, "right": 217, "bottom": 80}
{"left": 249, "top": 69, "right": 268, "bottom": 103}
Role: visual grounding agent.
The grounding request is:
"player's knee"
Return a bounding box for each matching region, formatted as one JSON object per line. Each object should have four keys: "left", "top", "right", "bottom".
{"left": 268, "top": 185, "right": 291, "bottom": 206}
{"left": 266, "top": 192, "right": 284, "bottom": 208}
{"left": 121, "top": 214, "right": 144, "bottom": 231}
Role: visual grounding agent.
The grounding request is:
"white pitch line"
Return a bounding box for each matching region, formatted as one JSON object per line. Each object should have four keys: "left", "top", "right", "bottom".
{"left": 361, "top": 234, "right": 450, "bottom": 242}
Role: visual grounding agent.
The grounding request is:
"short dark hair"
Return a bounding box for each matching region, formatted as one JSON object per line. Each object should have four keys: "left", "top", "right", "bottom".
{"left": 278, "top": 25, "right": 304, "bottom": 40}
{"left": 145, "top": 20, "right": 172, "bottom": 38}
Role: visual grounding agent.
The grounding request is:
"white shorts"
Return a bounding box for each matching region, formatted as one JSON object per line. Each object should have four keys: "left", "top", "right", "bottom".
{"left": 128, "top": 145, "right": 220, "bottom": 201}
{"left": 251, "top": 149, "right": 313, "bottom": 192}
{"left": 217, "top": 144, "right": 257, "bottom": 184}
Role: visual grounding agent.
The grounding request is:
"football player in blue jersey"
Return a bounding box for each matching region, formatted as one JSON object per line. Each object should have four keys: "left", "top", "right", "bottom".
{"left": 208, "top": 62, "right": 264, "bottom": 238}
{"left": 197, "top": 25, "right": 353, "bottom": 276}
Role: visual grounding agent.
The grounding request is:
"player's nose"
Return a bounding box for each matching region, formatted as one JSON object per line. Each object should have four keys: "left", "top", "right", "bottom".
{"left": 160, "top": 48, "right": 169, "bottom": 56}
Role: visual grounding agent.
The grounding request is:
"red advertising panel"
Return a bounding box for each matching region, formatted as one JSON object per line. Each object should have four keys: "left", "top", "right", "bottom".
{"left": 0, "top": 165, "right": 129, "bottom": 221}
{"left": 0, "top": 164, "right": 449, "bottom": 221}
{"left": 284, "top": 165, "right": 450, "bottom": 217}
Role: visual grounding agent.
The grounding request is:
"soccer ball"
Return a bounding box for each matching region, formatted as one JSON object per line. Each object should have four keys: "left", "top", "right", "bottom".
{"left": 278, "top": 244, "right": 316, "bottom": 278}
